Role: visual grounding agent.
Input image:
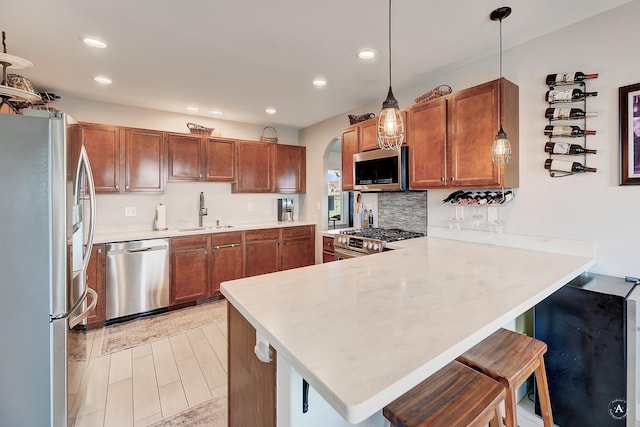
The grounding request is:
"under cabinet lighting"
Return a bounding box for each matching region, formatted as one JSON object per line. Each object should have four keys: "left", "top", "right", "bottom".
{"left": 211, "top": 110, "right": 223, "bottom": 116}
{"left": 187, "top": 106, "right": 199, "bottom": 112}
{"left": 94, "top": 75, "right": 112, "bottom": 85}
{"left": 83, "top": 37, "right": 108, "bottom": 49}
{"left": 266, "top": 107, "right": 277, "bottom": 115}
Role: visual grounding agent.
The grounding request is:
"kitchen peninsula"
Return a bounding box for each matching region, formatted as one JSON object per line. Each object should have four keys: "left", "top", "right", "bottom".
{"left": 221, "top": 232, "right": 595, "bottom": 426}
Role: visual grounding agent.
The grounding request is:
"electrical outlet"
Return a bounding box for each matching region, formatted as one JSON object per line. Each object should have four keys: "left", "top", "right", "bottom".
{"left": 247, "top": 202, "right": 253, "bottom": 212}
{"left": 125, "top": 207, "right": 137, "bottom": 217}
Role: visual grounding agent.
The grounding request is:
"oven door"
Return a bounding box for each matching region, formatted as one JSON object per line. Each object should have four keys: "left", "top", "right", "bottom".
{"left": 334, "top": 247, "right": 364, "bottom": 261}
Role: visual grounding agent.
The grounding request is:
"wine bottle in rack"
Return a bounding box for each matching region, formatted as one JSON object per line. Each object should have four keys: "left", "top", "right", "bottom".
{"left": 544, "top": 125, "right": 596, "bottom": 137}
{"left": 545, "top": 72, "right": 599, "bottom": 86}
{"left": 544, "top": 107, "right": 597, "bottom": 121}
{"left": 545, "top": 88, "right": 598, "bottom": 103}
{"left": 544, "top": 142, "right": 597, "bottom": 155}
{"left": 442, "top": 190, "right": 464, "bottom": 203}
{"left": 544, "top": 158, "right": 597, "bottom": 173}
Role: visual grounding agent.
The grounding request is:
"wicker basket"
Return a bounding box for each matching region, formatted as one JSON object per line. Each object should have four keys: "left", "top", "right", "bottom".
{"left": 414, "top": 84, "right": 452, "bottom": 104}
{"left": 260, "top": 126, "right": 278, "bottom": 143}
{"left": 186, "top": 122, "right": 214, "bottom": 136}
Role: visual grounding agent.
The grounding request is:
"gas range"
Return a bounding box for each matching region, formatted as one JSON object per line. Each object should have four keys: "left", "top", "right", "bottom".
{"left": 333, "top": 228, "right": 425, "bottom": 258}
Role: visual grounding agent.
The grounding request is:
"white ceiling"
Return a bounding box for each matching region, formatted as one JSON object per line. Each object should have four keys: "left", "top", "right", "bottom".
{"left": 2, "top": 0, "right": 630, "bottom": 129}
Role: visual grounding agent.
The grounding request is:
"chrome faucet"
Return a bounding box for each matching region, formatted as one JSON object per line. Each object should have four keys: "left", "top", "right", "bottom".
{"left": 199, "top": 192, "right": 208, "bottom": 227}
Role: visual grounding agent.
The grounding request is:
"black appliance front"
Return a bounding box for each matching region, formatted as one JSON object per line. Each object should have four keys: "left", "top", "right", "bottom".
{"left": 534, "top": 273, "right": 633, "bottom": 426}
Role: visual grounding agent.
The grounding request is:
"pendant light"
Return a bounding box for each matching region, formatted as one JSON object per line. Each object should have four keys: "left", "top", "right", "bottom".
{"left": 490, "top": 6, "right": 511, "bottom": 165}
{"left": 377, "top": 0, "right": 404, "bottom": 150}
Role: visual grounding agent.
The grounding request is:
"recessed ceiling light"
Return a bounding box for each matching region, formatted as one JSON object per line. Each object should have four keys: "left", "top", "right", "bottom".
{"left": 358, "top": 49, "right": 376, "bottom": 60}
{"left": 93, "top": 75, "right": 112, "bottom": 85}
{"left": 313, "top": 78, "right": 327, "bottom": 88}
{"left": 211, "top": 110, "right": 223, "bottom": 116}
{"left": 187, "top": 106, "right": 199, "bottom": 112}
{"left": 266, "top": 107, "right": 277, "bottom": 115}
{"left": 82, "top": 37, "right": 108, "bottom": 49}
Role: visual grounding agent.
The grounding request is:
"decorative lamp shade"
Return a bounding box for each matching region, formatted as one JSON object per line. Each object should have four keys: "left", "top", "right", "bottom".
{"left": 491, "top": 127, "right": 512, "bottom": 165}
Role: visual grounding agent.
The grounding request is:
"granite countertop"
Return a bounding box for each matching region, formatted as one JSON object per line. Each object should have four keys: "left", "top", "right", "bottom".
{"left": 93, "top": 220, "right": 317, "bottom": 244}
{"left": 221, "top": 235, "right": 595, "bottom": 423}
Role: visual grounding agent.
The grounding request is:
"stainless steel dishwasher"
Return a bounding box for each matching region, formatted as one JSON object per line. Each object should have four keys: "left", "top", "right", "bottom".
{"left": 105, "top": 239, "right": 169, "bottom": 322}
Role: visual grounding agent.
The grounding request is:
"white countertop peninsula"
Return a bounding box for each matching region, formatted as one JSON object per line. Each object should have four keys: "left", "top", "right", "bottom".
{"left": 221, "top": 233, "right": 595, "bottom": 425}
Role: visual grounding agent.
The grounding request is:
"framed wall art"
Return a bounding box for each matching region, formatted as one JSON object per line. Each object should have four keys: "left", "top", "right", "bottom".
{"left": 619, "top": 82, "right": 640, "bottom": 185}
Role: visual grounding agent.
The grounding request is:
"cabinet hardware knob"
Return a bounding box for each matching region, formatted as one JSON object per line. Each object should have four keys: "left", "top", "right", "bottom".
{"left": 440, "top": 177, "right": 445, "bottom": 182}
{"left": 450, "top": 177, "right": 455, "bottom": 181}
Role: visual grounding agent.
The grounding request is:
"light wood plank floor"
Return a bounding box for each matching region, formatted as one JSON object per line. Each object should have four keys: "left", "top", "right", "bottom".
{"left": 70, "top": 310, "right": 227, "bottom": 427}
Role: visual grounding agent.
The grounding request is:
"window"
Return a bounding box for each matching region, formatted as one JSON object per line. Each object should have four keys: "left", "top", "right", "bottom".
{"left": 328, "top": 170, "right": 348, "bottom": 228}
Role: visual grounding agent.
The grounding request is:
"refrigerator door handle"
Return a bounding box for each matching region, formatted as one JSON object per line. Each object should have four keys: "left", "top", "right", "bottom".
{"left": 75, "top": 146, "right": 96, "bottom": 272}
{"left": 68, "top": 287, "right": 98, "bottom": 329}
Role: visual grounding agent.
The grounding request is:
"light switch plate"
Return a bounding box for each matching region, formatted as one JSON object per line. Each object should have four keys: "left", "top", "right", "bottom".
{"left": 125, "top": 207, "right": 137, "bottom": 217}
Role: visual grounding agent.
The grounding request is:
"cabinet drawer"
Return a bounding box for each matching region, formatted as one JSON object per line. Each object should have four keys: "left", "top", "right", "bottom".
{"left": 282, "top": 226, "right": 312, "bottom": 239}
{"left": 211, "top": 232, "right": 243, "bottom": 247}
{"left": 322, "top": 236, "right": 334, "bottom": 252}
{"left": 245, "top": 229, "right": 280, "bottom": 242}
{"left": 170, "top": 235, "right": 209, "bottom": 251}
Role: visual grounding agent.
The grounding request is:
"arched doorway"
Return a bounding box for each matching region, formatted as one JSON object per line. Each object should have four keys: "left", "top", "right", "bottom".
{"left": 323, "top": 137, "right": 350, "bottom": 229}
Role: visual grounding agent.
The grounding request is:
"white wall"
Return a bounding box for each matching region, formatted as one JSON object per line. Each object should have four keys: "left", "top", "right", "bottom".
{"left": 300, "top": 1, "right": 640, "bottom": 277}
{"left": 55, "top": 96, "right": 301, "bottom": 231}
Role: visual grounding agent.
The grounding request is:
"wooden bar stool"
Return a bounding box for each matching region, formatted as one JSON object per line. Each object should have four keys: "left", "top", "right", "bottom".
{"left": 457, "top": 328, "right": 553, "bottom": 427}
{"left": 383, "top": 360, "right": 505, "bottom": 427}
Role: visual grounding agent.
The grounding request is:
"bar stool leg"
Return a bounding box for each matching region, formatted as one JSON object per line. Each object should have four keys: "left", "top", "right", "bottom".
{"left": 489, "top": 406, "right": 502, "bottom": 427}
{"left": 535, "top": 356, "right": 554, "bottom": 427}
{"left": 503, "top": 389, "right": 518, "bottom": 427}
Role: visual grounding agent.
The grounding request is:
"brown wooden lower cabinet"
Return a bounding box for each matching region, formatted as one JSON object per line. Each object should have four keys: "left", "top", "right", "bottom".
{"left": 211, "top": 232, "right": 243, "bottom": 296}
{"left": 228, "top": 303, "right": 276, "bottom": 427}
{"left": 86, "top": 243, "right": 106, "bottom": 328}
{"left": 281, "top": 226, "right": 314, "bottom": 270}
{"left": 322, "top": 235, "right": 335, "bottom": 263}
{"left": 170, "top": 235, "right": 210, "bottom": 305}
{"left": 245, "top": 229, "right": 281, "bottom": 277}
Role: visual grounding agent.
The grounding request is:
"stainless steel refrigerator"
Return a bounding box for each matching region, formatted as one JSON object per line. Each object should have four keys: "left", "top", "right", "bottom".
{"left": 0, "top": 110, "right": 97, "bottom": 426}
{"left": 534, "top": 272, "right": 640, "bottom": 427}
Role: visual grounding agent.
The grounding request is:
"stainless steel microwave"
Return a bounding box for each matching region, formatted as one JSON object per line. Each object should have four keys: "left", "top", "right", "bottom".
{"left": 353, "top": 146, "right": 408, "bottom": 192}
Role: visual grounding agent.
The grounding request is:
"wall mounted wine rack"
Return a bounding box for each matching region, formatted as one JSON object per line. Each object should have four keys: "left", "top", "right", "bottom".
{"left": 544, "top": 73, "right": 598, "bottom": 177}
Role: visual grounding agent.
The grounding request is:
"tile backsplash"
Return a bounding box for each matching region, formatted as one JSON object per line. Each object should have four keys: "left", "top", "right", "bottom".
{"left": 377, "top": 192, "right": 427, "bottom": 234}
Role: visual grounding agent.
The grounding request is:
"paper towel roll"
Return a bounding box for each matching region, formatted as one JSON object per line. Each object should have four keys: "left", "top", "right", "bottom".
{"left": 154, "top": 204, "right": 167, "bottom": 230}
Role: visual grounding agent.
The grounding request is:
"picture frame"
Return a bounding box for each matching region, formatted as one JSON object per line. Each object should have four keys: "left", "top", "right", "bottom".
{"left": 619, "top": 82, "right": 640, "bottom": 185}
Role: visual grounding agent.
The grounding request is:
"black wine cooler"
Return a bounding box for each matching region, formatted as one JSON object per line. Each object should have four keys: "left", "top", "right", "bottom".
{"left": 534, "top": 273, "right": 639, "bottom": 427}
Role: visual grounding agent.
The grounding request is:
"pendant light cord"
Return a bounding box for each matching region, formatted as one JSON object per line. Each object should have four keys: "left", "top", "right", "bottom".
{"left": 498, "top": 17, "right": 503, "bottom": 128}
{"left": 388, "top": 0, "right": 392, "bottom": 88}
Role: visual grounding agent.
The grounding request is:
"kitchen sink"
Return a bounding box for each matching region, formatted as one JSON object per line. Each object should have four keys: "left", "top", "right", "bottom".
{"left": 172, "top": 225, "right": 234, "bottom": 233}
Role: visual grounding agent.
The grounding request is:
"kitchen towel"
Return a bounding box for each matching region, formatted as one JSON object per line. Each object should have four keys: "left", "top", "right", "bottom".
{"left": 154, "top": 204, "right": 167, "bottom": 230}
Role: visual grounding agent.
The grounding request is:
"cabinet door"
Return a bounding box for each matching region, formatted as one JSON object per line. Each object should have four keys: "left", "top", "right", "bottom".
{"left": 170, "top": 236, "right": 210, "bottom": 305}
{"left": 275, "top": 144, "right": 306, "bottom": 193}
{"left": 244, "top": 229, "right": 280, "bottom": 277}
{"left": 407, "top": 98, "right": 448, "bottom": 189}
{"left": 322, "top": 236, "right": 335, "bottom": 263}
{"left": 81, "top": 123, "right": 121, "bottom": 193}
{"left": 228, "top": 304, "right": 276, "bottom": 427}
{"left": 448, "top": 80, "right": 501, "bottom": 188}
{"left": 86, "top": 244, "right": 105, "bottom": 328}
{"left": 233, "top": 140, "right": 274, "bottom": 193}
{"left": 205, "top": 137, "right": 235, "bottom": 181}
{"left": 341, "top": 127, "right": 358, "bottom": 191}
{"left": 211, "top": 232, "right": 243, "bottom": 296}
{"left": 358, "top": 117, "right": 379, "bottom": 152}
{"left": 167, "top": 133, "right": 203, "bottom": 181}
{"left": 124, "top": 128, "right": 165, "bottom": 193}
{"left": 281, "top": 226, "right": 314, "bottom": 270}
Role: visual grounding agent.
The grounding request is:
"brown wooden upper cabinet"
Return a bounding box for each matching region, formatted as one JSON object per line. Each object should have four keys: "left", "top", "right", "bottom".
{"left": 80, "top": 123, "right": 121, "bottom": 193}
{"left": 167, "top": 133, "right": 235, "bottom": 182}
{"left": 275, "top": 144, "right": 306, "bottom": 193}
{"left": 233, "top": 140, "right": 274, "bottom": 193}
{"left": 341, "top": 126, "right": 358, "bottom": 191}
{"left": 407, "top": 78, "right": 519, "bottom": 190}
{"left": 123, "top": 127, "right": 165, "bottom": 193}
{"left": 358, "top": 117, "right": 379, "bottom": 152}
{"left": 79, "top": 122, "right": 165, "bottom": 193}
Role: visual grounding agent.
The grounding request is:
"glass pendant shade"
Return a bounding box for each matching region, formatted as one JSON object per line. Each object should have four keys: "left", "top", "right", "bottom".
{"left": 378, "top": 87, "right": 405, "bottom": 150}
{"left": 491, "top": 126, "right": 512, "bottom": 165}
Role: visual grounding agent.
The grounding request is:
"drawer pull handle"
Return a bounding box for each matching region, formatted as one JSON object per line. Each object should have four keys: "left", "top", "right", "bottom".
{"left": 214, "top": 243, "right": 238, "bottom": 249}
